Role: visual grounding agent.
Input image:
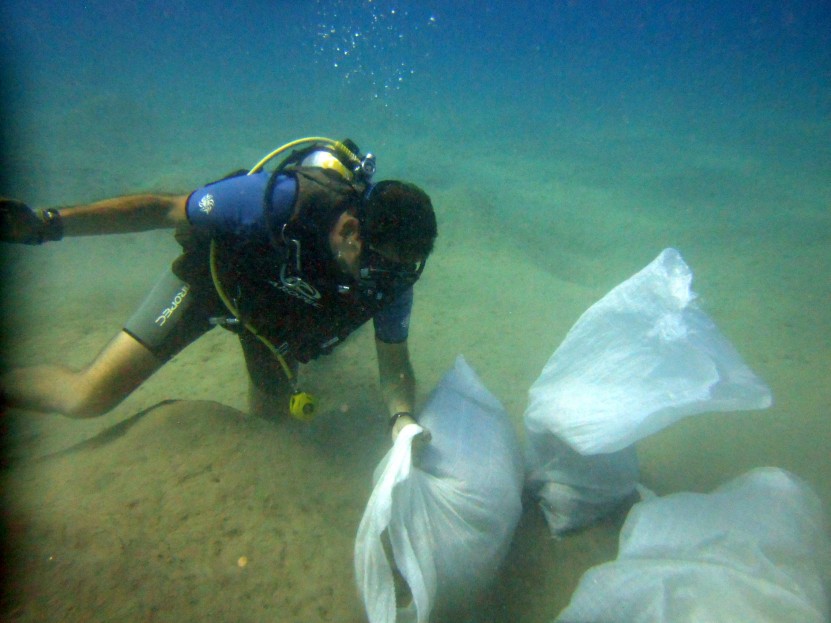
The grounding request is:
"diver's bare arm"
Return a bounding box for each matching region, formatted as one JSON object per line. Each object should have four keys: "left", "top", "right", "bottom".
{"left": 57, "top": 194, "right": 188, "bottom": 236}
{"left": 375, "top": 338, "right": 418, "bottom": 440}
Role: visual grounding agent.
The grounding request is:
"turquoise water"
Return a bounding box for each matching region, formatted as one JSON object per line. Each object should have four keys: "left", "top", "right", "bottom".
{"left": 2, "top": 1, "right": 829, "bottom": 621}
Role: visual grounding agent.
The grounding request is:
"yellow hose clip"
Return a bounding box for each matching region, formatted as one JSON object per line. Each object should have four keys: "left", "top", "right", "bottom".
{"left": 289, "top": 391, "right": 317, "bottom": 422}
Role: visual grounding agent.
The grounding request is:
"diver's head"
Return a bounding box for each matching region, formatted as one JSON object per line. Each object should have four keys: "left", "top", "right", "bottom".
{"left": 357, "top": 181, "right": 437, "bottom": 291}
{"left": 329, "top": 180, "right": 437, "bottom": 292}
{"left": 361, "top": 180, "right": 437, "bottom": 263}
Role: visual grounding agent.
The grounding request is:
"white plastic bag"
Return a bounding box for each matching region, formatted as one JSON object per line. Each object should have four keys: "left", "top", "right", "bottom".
{"left": 525, "top": 434, "right": 639, "bottom": 535}
{"left": 523, "top": 248, "right": 773, "bottom": 536}
{"left": 556, "top": 467, "right": 831, "bottom": 623}
{"left": 525, "top": 247, "right": 772, "bottom": 455}
{"left": 355, "top": 356, "right": 524, "bottom": 623}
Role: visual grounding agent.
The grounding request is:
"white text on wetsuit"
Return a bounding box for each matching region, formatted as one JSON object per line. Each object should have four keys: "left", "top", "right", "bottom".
{"left": 155, "top": 285, "right": 190, "bottom": 326}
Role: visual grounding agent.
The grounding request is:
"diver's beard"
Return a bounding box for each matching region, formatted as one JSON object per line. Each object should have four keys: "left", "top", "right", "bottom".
{"left": 333, "top": 253, "right": 354, "bottom": 279}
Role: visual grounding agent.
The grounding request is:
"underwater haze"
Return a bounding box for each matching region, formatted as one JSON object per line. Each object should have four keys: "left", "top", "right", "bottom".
{"left": 2, "top": 1, "right": 830, "bottom": 621}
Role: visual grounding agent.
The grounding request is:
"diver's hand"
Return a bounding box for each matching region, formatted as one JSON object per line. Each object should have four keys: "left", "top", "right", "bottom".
{"left": 391, "top": 414, "right": 432, "bottom": 465}
{"left": 0, "top": 198, "right": 63, "bottom": 244}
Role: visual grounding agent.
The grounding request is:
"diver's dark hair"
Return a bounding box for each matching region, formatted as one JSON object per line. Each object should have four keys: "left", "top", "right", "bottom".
{"left": 362, "top": 181, "right": 437, "bottom": 260}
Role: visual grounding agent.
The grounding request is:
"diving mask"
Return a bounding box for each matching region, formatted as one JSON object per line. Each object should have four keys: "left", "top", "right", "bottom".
{"left": 357, "top": 245, "right": 426, "bottom": 296}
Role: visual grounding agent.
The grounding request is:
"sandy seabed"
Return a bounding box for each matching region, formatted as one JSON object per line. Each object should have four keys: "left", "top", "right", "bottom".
{"left": 1, "top": 127, "right": 829, "bottom": 622}
{"left": 1, "top": 211, "right": 625, "bottom": 622}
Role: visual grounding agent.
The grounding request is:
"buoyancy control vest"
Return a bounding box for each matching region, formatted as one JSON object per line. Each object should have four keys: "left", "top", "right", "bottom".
{"left": 210, "top": 166, "right": 406, "bottom": 363}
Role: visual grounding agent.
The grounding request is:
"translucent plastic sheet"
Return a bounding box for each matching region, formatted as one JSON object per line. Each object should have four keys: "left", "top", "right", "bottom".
{"left": 556, "top": 468, "right": 831, "bottom": 623}
{"left": 525, "top": 248, "right": 772, "bottom": 455}
{"left": 524, "top": 248, "right": 773, "bottom": 536}
{"left": 355, "top": 356, "right": 524, "bottom": 623}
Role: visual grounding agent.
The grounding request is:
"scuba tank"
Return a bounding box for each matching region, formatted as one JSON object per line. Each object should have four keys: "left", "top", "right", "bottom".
{"left": 210, "top": 137, "right": 376, "bottom": 422}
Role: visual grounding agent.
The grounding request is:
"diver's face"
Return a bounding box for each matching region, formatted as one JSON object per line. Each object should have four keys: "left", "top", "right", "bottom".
{"left": 358, "top": 244, "right": 426, "bottom": 291}
{"left": 333, "top": 237, "right": 409, "bottom": 282}
{"left": 329, "top": 211, "right": 425, "bottom": 286}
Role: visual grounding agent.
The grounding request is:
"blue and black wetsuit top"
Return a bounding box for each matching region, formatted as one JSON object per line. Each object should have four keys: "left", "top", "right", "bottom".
{"left": 180, "top": 167, "right": 413, "bottom": 363}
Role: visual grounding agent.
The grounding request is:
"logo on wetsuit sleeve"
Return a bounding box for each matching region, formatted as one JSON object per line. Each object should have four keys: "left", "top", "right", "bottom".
{"left": 198, "top": 194, "right": 215, "bottom": 214}
{"left": 155, "top": 284, "right": 191, "bottom": 326}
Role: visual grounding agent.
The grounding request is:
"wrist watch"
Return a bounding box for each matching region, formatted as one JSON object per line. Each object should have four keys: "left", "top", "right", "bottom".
{"left": 40, "top": 208, "right": 64, "bottom": 242}
{"left": 389, "top": 411, "right": 413, "bottom": 429}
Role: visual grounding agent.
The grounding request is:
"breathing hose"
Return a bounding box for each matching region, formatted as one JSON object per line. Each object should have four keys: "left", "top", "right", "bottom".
{"left": 207, "top": 137, "right": 360, "bottom": 421}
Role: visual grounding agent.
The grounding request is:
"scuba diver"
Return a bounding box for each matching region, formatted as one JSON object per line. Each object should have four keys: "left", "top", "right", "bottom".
{"left": 0, "top": 137, "right": 437, "bottom": 443}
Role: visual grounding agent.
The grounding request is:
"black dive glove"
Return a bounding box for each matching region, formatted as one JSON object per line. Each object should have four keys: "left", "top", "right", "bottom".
{"left": 0, "top": 198, "right": 63, "bottom": 244}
